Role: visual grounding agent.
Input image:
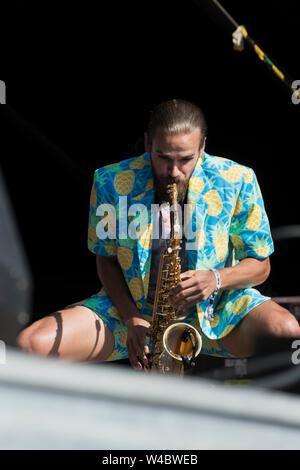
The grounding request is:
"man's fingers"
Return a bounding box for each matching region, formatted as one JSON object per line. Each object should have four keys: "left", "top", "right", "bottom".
{"left": 137, "top": 337, "right": 149, "bottom": 365}
{"left": 169, "top": 286, "right": 209, "bottom": 309}
{"left": 180, "top": 270, "right": 193, "bottom": 280}
{"left": 170, "top": 277, "right": 197, "bottom": 296}
{"left": 127, "top": 342, "right": 143, "bottom": 370}
{"left": 170, "top": 285, "right": 198, "bottom": 304}
{"left": 126, "top": 320, "right": 152, "bottom": 369}
{"left": 127, "top": 333, "right": 149, "bottom": 367}
{"left": 129, "top": 333, "right": 144, "bottom": 357}
{"left": 179, "top": 293, "right": 206, "bottom": 310}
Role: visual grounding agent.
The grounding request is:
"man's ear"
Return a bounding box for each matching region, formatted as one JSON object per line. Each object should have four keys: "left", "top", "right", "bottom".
{"left": 144, "top": 132, "right": 151, "bottom": 154}
{"left": 200, "top": 136, "right": 206, "bottom": 157}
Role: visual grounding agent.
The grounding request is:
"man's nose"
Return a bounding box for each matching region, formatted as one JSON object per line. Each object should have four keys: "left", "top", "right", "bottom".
{"left": 168, "top": 164, "right": 180, "bottom": 178}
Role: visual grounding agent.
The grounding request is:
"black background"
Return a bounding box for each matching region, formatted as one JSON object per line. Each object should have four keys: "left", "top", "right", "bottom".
{"left": 1, "top": 0, "right": 299, "bottom": 323}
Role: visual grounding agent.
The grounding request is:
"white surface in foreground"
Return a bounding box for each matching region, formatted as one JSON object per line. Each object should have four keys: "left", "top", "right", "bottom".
{"left": 1, "top": 348, "right": 300, "bottom": 449}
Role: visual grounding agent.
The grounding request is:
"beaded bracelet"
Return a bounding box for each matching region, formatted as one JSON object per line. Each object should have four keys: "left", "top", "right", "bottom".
{"left": 204, "top": 269, "right": 221, "bottom": 321}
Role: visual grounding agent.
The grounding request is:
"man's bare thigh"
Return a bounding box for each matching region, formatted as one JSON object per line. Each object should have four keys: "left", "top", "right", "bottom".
{"left": 17, "top": 305, "right": 115, "bottom": 362}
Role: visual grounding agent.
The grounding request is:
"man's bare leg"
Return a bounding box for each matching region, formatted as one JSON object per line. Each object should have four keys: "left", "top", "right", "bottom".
{"left": 16, "top": 306, "right": 115, "bottom": 362}
{"left": 219, "top": 300, "right": 300, "bottom": 357}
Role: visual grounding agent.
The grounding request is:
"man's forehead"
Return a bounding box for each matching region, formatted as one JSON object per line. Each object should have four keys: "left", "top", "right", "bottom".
{"left": 152, "top": 129, "right": 202, "bottom": 152}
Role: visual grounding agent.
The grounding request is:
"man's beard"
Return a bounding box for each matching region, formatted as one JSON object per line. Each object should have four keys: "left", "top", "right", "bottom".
{"left": 152, "top": 171, "right": 190, "bottom": 204}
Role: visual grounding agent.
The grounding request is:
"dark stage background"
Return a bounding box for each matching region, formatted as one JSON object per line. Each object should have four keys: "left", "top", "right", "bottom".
{"left": 1, "top": 0, "right": 299, "bottom": 326}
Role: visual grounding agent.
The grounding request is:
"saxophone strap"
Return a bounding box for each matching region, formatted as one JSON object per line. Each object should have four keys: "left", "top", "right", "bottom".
{"left": 204, "top": 269, "right": 221, "bottom": 321}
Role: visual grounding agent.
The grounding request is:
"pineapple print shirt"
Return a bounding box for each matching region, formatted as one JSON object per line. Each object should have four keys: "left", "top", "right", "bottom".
{"left": 87, "top": 151, "right": 274, "bottom": 340}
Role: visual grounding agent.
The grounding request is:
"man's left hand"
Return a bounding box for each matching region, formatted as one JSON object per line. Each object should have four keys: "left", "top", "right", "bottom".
{"left": 169, "top": 270, "right": 217, "bottom": 310}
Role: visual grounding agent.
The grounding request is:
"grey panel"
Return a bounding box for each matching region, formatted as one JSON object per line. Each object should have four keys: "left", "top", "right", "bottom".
{"left": 1, "top": 348, "right": 300, "bottom": 450}
{"left": 0, "top": 166, "right": 32, "bottom": 345}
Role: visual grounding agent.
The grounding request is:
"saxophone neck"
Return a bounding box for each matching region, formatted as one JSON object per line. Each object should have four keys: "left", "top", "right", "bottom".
{"left": 167, "top": 183, "right": 181, "bottom": 241}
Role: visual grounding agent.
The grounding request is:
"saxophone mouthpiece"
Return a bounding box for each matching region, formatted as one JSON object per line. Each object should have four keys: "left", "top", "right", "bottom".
{"left": 166, "top": 183, "right": 178, "bottom": 202}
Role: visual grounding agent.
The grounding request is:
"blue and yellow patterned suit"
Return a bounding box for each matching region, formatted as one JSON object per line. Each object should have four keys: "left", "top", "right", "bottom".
{"left": 67, "top": 151, "right": 274, "bottom": 360}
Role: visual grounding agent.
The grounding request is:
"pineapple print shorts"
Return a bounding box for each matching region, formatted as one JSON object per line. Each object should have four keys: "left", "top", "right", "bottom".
{"left": 63, "top": 292, "right": 265, "bottom": 361}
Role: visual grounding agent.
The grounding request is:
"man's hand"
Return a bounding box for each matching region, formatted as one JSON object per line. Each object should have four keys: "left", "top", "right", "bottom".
{"left": 169, "top": 270, "right": 217, "bottom": 310}
{"left": 96, "top": 255, "right": 152, "bottom": 369}
{"left": 168, "top": 258, "right": 271, "bottom": 311}
{"left": 125, "top": 316, "right": 151, "bottom": 370}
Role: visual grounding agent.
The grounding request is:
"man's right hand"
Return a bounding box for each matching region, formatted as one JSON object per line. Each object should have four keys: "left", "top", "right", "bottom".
{"left": 125, "top": 316, "right": 151, "bottom": 370}
{"left": 96, "top": 255, "right": 152, "bottom": 369}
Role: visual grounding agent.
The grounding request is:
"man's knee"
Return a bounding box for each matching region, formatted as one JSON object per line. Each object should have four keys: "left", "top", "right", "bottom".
{"left": 242, "top": 301, "right": 300, "bottom": 336}
{"left": 278, "top": 311, "right": 300, "bottom": 337}
{"left": 16, "top": 324, "right": 55, "bottom": 356}
{"left": 259, "top": 301, "right": 300, "bottom": 337}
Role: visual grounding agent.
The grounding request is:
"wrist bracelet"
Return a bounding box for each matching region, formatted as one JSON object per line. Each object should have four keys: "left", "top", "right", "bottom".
{"left": 204, "top": 269, "right": 221, "bottom": 321}
{"left": 210, "top": 268, "right": 221, "bottom": 293}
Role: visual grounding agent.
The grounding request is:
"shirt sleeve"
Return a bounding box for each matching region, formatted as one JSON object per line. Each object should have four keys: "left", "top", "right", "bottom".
{"left": 87, "top": 169, "right": 117, "bottom": 256}
{"left": 229, "top": 168, "right": 274, "bottom": 260}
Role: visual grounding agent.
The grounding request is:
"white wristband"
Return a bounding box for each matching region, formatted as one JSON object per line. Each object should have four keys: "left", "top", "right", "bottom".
{"left": 210, "top": 268, "right": 221, "bottom": 293}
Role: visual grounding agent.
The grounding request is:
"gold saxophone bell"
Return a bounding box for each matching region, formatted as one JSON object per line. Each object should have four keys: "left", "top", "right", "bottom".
{"left": 162, "top": 322, "right": 202, "bottom": 362}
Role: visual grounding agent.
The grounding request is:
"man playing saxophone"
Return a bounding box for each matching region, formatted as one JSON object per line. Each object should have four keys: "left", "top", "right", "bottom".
{"left": 17, "top": 99, "right": 300, "bottom": 371}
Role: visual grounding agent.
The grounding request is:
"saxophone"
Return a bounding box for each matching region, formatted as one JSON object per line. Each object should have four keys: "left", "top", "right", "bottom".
{"left": 145, "top": 183, "right": 202, "bottom": 376}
